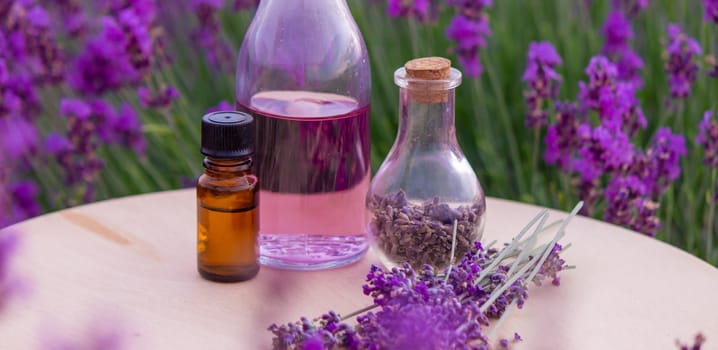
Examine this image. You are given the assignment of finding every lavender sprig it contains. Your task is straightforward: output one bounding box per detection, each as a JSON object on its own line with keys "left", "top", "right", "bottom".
{"left": 663, "top": 24, "right": 701, "bottom": 99}
{"left": 269, "top": 202, "right": 582, "bottom": 349}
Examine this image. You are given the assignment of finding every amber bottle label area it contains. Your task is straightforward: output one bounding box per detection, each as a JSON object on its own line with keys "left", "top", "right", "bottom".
{"left": 197, "top": 177, "right": 259, "bottom": 282}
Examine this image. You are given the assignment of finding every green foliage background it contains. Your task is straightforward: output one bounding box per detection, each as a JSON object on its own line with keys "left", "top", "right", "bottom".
{"left": 30, "top": 1, "right": 718, "bottom": 264}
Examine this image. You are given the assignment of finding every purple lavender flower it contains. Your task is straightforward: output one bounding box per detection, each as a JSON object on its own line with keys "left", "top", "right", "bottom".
{"left": 45, "top": 133, "right": 72, "bottom": 155}
{"left": 615, "top": 49, "right": 645, "bottom": 88}
{"left": 387, "top": 0, "right": 437, "bottom": 22}
{"left": 116, "top": 8, "right": 154, "bottom": 76}
{"left": 707, "top": 55, "right": 718, "bottom": 79}
{"left": 233, "top": 0, "right": 259, "bottom": 11}
{"left": 191, "top": 0, "right": 234, "bottom": 69}
{"left": 578, "top": 56, "right": 618, "bottom": 114}
{"left": 602, "top": 11, "right": 633, "bottom": 55}
{"left": 600, "top": 11, "right": 645, "bottom": 87}
{"left": 51, "top": 98, "right": 107, "bottom": 202}
{"left": 206, "top": 100, "right": 234, "bottom": 114}
{"left": 603, "top": 174, "right": 647, "bottom": 226}
{"left": 574, "top": 124, "right": 634, "bottom": 181}
{"left": 643, "top": 127, "right": 687, "bottom": 196}
{"left": 697, "top": 110, "right": 718, "bottom": 168}
{"left": 704, "top": 0, "right": 718, "bottom": 24}
{"left": 105, "top": 0, "right": 157, "bottom": 27}
{"left": 446, "top": 1, "right": 492, "bottom": 77}
{"left": 112, "top": 103, "right": 146, "bottom": 155}
{"left": 68, "top": 28, "right": 136, "bottom": 95}
{"left": 0, "top": 117, "right": 39, "bottom": 162}
{"left": 2, "top": 74, "right": 42, "bottom": 117}
{"left": 664, "top": 24, "right": 702, "bottom": 99}
{"left": 138, "top": 85, "right": 179, "bottom": 109}
{"left": 610, "top": 82, "right": 646, "bottom": 136}
{"left": 52, "top": 0, "right": 88, "bottom": 38}
{"left": 10, "top": 181, "right": 41, "bottom": 222}
{"left": 631, "top": 198, "right": 660, "bottom": 236}
{"left": 611, "top": 0, "right": 649, "bottom": 18}
{"left": 523, "top": 41, "right": 563, "bottom": 127}
{"left": 270, "top": 239, "right": 569, "bottom": 349}
{"left": 577, "top": 56, "right": 646, "bottom": 135}
{"left": 2, "top": 2, "right": 66, "bottom": 85}
{"left": 544, "top": 102, "right": 581, "bottom": 170}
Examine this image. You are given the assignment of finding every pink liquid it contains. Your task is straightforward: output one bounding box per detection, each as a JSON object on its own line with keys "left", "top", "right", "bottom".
{"left": 238, "top": 91, "right": 370, "bottom": 269}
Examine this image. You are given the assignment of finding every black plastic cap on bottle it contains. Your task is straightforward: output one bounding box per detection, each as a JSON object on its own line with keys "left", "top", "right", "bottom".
{"left": 200, "top": 111, "right": 255, "bottom": 158}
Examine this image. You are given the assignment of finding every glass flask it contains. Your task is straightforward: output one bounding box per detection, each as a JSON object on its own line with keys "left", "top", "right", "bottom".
{"left": 236, "top": 0, "right": 371, "bottom": 270}
{"left": 366, "top": 57, "right": 486, "bottom": 270}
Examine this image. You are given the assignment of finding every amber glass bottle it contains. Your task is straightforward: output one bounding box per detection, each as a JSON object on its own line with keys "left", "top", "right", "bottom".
{"left": 197, "top": 111, "right": 259, "bottom": 282}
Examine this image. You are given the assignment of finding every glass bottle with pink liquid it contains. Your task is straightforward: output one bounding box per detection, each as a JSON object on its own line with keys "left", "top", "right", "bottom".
{"left": 236, "top": 0, "right": 370, "bottom": 269}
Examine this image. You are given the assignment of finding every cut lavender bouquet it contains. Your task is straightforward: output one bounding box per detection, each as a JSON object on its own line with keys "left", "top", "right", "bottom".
{"left": 269, "top": 202, "right": 583, "bottom": 349}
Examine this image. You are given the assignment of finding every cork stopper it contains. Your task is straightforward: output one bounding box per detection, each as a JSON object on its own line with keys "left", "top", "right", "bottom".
{"left": 404, "top": 57, "right": 452, "bottom": 103}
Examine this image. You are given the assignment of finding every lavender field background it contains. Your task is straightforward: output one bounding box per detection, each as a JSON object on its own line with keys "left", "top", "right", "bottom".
{"left": 1, "top": 0, "right": 717, "bottom": 275}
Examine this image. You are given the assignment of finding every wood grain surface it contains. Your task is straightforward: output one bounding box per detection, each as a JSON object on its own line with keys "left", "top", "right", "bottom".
{"left": 1, "top": 189, "right": 716, "bottom": 349}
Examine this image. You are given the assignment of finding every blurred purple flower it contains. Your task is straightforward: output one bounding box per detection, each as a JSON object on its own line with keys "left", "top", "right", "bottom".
{"left": 602, "top": 11, "right": 633, "bottom": 55}
{"left": 11, "top": 181, "right": 41, "bottom": 221}
{"left": 2, "top": 2, "right": 65, "bottom": 84}
{"left": 0, "top": 117, "right": 39, "bottom": 162}
{"left": 600, "top": 10, "right": 645, "bottom": 88}
{"left": 112, "top": 103, "right": 146, "bottom": 155}
{"left": 523, "top": 41, "right": 563, "bottom": 127}
{"left": 615, "top": 49, "right": 644, "bottom": 88}
{"left": 578, "top": 56, "right": 646, "bottom": 136}
{"left": 61, "top": 98, "right": 92, "bottom": 120}
{"left": 575, "top": 124, "right": 634, "bottom": 181}
{"left": 138, "top": 85, "right": 179, "bottom": 109}
{"left": 191, "top": 0, "right": 234, "bottom": 69}
{"left": 53, "top": 0, "right": 88, "bottom": 38}
{"left": 544, "top": 102, "right": 581, "bottom": 170}
{"left": 578, "top": 56, "right": 618, "bottom": 114}
{"left": 45, "top": 132, "right": 73, "bottom": 154}
{"left": 88, "top": 99, "right": 117, "bottom": 143}
{"left": 631, "top": 198, "right": 660, "bottom": 236}
{"left": 42, "top": 315, "right": 126, "bottom": 350}
{"left": 608, "top": 82, "right": 646, "bottom": 136}
{"left": 105, "top": 0, "right": 157, "bottom": 27}
{"left": 68, "top": 29, "right": 136, "bottom": 95}
{"left": 663, "top": 24, "right": 701, "bottom": 99}
{"left": 116, "top": 8, "right": 154, "bottom": 76}
{"left": 233, "top": 0, "right": 259, "bottom": 11}
{"left": 3, "top": 74, "right": 42, "bottom": 117}
{"left": 704, "top": 0, "right": 718, "bottom": 24}
{"left": 53, "top": 98, "right": 107, "bottom": 201}
{"left": 206, "top": 100, "right": 234, "bottom": 113}
{"left": 611, "top": 0, "right": 649, "bottom": 18}
{"left": 697, "top": 110, "right": 718, "bottom": 168}
{"left": 387, "top": 0, "right": 437, "bottom": 22}
{"left": 446, "top": 1, "right": 492, "bottom": 77}
{"left": 643, "top": 127, "right": 686, "bottom": 196}
{"left": 603, "top": 174, "right": 647, "bottom": 227}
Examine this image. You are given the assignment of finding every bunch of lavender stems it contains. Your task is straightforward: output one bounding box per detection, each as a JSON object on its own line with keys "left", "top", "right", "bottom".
{"left": 269, "top": 202, "right": 583, "bottom": 349}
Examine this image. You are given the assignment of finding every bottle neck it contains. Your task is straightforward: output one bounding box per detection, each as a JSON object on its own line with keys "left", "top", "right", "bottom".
{"left": 258, "top": 0, "right": 349, "bottom": 16}
{"left": 203, "top": 156, "right": 252, "bottom": 175}
{"left": 395, "top": 87, "right": 459, "bottom": 147}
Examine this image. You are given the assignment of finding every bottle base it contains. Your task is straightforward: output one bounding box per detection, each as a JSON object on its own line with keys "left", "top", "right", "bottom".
{"left": 198, "top": 264, "right": 260, "bottom": 282}
{"left": 259, "top": 234, "right": 368, "bottom": 270}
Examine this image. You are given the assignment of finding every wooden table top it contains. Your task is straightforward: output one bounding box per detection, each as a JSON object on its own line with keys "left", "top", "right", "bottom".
{"left": 1, "top": 189, "right": 716, "bottom": 349}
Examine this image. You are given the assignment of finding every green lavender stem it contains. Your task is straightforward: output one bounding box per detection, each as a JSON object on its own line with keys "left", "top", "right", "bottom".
{"left": 706, "top": 168, "right": 717, "bottom": 262}
{"left": 531, "top": 126, "right": 540, "bottom": 196}
{"left": 665, "top": 185, "right": 675, "bottom": 246}
{"left": 340, "top": 304, "right": 379, "bottom": 321}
